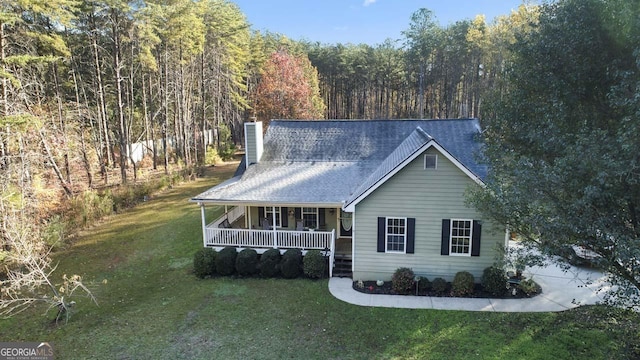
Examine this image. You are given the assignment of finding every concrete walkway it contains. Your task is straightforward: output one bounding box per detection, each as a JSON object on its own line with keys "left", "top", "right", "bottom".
{"left": 328, "top": 263, "right": 609, "bottom": 312}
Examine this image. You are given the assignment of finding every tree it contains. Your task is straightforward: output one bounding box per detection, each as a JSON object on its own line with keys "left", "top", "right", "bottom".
{"left": 254, "top": 49, "right": 324, "bottom": 125}
{"left": 470, "top": 0, "right": 640, "bottom": 309}
{"left": 402, "top": 8, "right": 439, "bottom": 118}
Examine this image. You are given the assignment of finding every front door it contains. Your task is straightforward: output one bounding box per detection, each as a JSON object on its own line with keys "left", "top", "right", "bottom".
{"left": 339, "top": 210, "right": 352, "bottom": 237}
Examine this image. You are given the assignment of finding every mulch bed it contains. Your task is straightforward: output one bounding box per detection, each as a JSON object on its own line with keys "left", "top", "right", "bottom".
{"left": 353, "top": 280, "right": 541, "bottom": 299}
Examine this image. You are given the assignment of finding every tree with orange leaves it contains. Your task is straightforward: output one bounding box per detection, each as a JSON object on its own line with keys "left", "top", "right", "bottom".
{"left": 254, "top": 49, "right": 325, "bottom": 125}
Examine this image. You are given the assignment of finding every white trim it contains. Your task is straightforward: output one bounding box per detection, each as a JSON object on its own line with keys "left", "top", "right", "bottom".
{"left": 449, "top": 218, "right": 473, "bottom": 257}
{"left": 190, "top": 200, "right": 344, "bottom": 208}
{"left": 343, "top": 140, "right": 484, "bottom": 212}
{"left": 424, "top": 154, "right": 438, "bottom": 169}
{"left": 199, "top": 203, "right": 207, "bottom": 247}
{"left": 351, "top": 210, "right": 356, "bottom": 275}
{"left": 385, "top": 216, "right": 407, "bottom": 254}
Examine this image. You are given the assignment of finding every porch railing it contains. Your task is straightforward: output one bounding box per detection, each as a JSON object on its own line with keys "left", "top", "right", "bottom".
{"left": 204, "top": 227, "right": 335, "bottom": 253}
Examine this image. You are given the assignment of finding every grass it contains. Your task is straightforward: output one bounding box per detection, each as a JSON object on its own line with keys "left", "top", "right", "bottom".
{"left": 0, "top": 163, "right": 639, "bottom": 359}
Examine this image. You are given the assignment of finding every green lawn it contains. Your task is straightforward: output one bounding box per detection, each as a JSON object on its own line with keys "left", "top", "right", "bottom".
{"left": 0, "top": 163, "right": 638, "bottom": 359}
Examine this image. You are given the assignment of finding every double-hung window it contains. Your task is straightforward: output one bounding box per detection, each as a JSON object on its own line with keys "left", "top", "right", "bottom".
{"left": 449, "top": 219, "right": 473, "bottom": 256}
{"left": 386, "top": 217, "right": 407, "bottom": 253}
{"left": 302, "top": 207, "right": 318, "bottom": 228}
{"left": 265, "top": 207, "right": 281, "bottom": 227}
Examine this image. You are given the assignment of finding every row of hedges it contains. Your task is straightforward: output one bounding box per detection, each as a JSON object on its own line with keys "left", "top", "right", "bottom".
{"left": 193, "top": 247, "right": 328, "bottom": 279}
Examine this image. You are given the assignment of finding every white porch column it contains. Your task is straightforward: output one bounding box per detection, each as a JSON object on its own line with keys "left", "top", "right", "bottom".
{"left": 329, "top": 229, "right": 335, "bottom": 277}
{"left": 272, "top": 206, "right": 278, "bottom": 248}
{"left": 199, "top": 202, "right": 207, "bottom": 247}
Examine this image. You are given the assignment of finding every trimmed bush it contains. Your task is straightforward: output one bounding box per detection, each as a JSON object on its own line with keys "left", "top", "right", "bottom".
{"left": 392, "top": 267, "right": 415, "bottom": 294}
{"left": 280, "top": 249, "right": 303, "bottom": 279}
{"left": 193, "top": 247, "right": 216, "bottom": 278}
{"left": 432, "top": 277, "right": 448, "bottom": 294}
{"left": 236, "top": 248, "right": 259, "bottom": 276}
{"left": 452, "top": 271, "right": 475, "bottom": 296}
{"left": 482, "top": 266, "right": 507, "bottom": 297}
{"left": 216, "top": 247, "right": 237, "bottom": 276}
{"left": 417, "top": 276, "right": 431, "bottom": 292}
{"left": 303, "top": 250, "right": 327, "bottom": 279}
{"left": 258, "top": 248, "right": 281, "bottom": 277}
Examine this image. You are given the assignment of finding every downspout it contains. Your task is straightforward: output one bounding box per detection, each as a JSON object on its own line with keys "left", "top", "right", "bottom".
{"left": 199, "top": 203, "right": 207, "bottom": 247}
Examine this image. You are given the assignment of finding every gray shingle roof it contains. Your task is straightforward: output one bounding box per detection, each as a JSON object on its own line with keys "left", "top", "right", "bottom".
{"left": 191, "top": 119, "right": 487, "bottom": 205}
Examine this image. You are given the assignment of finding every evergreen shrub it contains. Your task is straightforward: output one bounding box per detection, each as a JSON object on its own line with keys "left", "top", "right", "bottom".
{"left": 452, "top": 271, "right": 475, "bottom": 296}
{"left": 258, "top": 248, "right": 281, "bottom": 277}
{"left": 391, "top": 267, "right": 415, "bottom": 294}
{"left": 482, "top": 266, "right": 507, "bottom": 297}
{"left": 193, "top": 247, "right": 217, "bottom": 278}
{"left": 236, "top": 248, "right": 259, "bottom": 276}
{"left": 303, "top": 250, "right": 327, "bottom": 279}
{"left": 280, "top": 249, "right": 302, "bottom": 279}
{"left": 216, "top": 247, "right": 237, "bottom": 276}
{"left": 432, "top": 277, "right": 448, "bottom": 294}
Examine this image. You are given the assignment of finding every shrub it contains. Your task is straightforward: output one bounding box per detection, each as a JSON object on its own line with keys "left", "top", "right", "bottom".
{"left": 519, "top": 278, "right": 539, "bottom": 296}
{"left": 432, "top": 277, "right": 448, "bottom": 294}
{"left": 417, "top": 276, "right": 431, "bottom": 292}
{"left": 258, "top": 248, "right": 281, "bottom": 277}
{"left": 193, "top": 248, "right": 217, "bottom": 278}
{"left": 452, "top": 271, "right": 475, "bottom": 296}
{"left": 236, "top": 248, "right": 259, "bottom": 276}
{"left": 391, "top": 267, "right": 415, "bottom": 294}
{"left": 216, "top": 247, "right": 237, "bottom": 276}
{"left": 204, "top": 146, "right": 223, "bottom": 165}
{"left": 482, "top": 266, "right": 507, "bottom": 297}
{"left": 280, "top": 249, "right": 302, "bottom": 279}
{"left": 303, "top": 250, "right": 327, "bottom": 279}
{"left": 42, "top": 215, "right": 68, "bottom": 250}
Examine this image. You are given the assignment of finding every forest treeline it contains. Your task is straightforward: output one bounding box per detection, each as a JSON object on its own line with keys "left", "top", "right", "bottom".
{"left": 0, "top": 0, "right": 540, "bottom": 247}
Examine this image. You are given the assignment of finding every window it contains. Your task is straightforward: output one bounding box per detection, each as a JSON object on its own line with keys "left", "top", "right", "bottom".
{"left": 424, "top": 154, "right": 438, "bottom": 169}
{"left": 450, "top": 219, "right": 473, "bottom": 256}
{"left": 386, "top": 217, "right": 407, "bottom": 253}
{"left": 302, "top": 207, "right": 318, "bottom": 228}
{"left": 265, "top": 207, "right": 281, "bottom": 227}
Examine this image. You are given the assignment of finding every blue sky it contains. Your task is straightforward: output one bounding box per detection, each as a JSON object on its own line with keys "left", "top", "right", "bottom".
{"left": 232, "top": 0, "right": 532, "bottom": 45}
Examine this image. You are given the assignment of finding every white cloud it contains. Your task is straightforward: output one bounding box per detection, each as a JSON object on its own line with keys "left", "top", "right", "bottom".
{"left": 363, "top": 0, "right": 376, "bottom": 7}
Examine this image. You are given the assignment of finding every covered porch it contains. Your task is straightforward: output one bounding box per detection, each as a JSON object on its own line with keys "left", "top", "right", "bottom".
{"left": 197, "top": 204, "right": 353, "bottom": 277}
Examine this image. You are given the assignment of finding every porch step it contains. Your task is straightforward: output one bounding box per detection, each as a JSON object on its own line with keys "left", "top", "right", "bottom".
{"left": 332, "top": 254, "right": 352, "bottom": 278}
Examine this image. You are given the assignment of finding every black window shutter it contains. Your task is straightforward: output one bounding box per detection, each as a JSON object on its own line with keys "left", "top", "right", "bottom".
{"left": 377, "top": 217, "right": 386, "bottom": 252}
{"left": 318, "top": 208, "right": 325, "bottom": 227}
{"left": 406, "top": 218, "right": 415, "bottom": 254}
{"left": 294, "top": 208, "right": 301, "bottom": 220}
{"left": 258, "top": 207, "right": 265, "bottom": 226}
{"left": 441, "top": 219, "right": 451, "bottom": 255}
{"left": 471, "top": 220, "right": 482, "bottom": 256}
{"left": 281, "top": 207, "right": 288, "bottom": 227}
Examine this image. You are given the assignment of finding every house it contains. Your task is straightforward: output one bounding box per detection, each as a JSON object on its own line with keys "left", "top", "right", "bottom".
{"left": 190, "top": 119, "right": 508, "bottom": 281}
